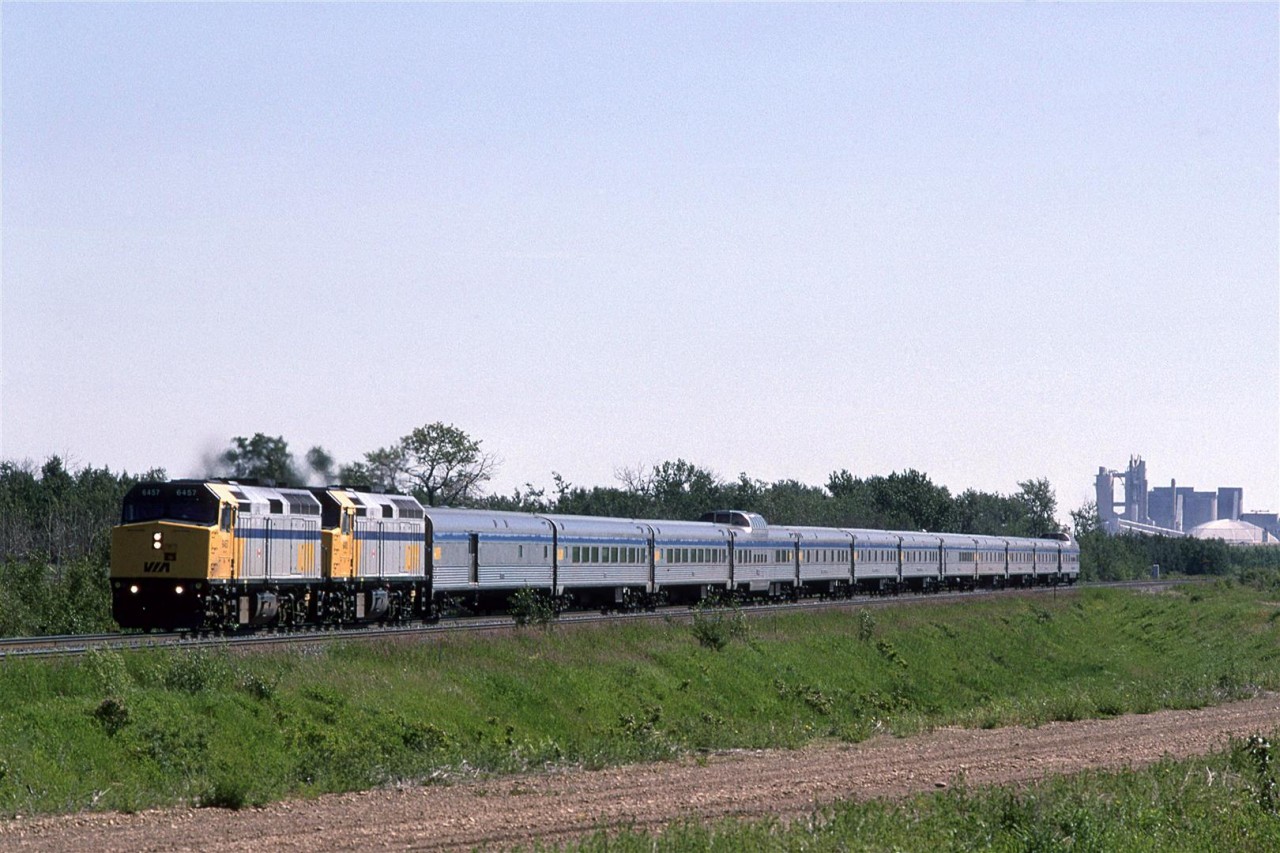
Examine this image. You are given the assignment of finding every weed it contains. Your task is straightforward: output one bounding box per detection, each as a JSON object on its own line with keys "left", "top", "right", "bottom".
{"left": 162, "top": 650, "right": 227, "bottom": 694}
{"left": 84, "top": 649, "right": 129, "bottom": 695}
{"left": 855, "top": 689, "right": 913, "bottom": 716}
{"left": 509, "top": 588, "right": 558, "bottom": 628}
{"left": 690, "top": 602, "right": 748, "bottom": 651}
{"left": 774, "top": 679, "right": 834, "bottom": 716}
{"left": 617, "top": 704, "right": 664, "bottom": 742}
{"left": 91, "top": 696, "right": 130, "bottom": 736}
{"left": 400, "top": 720, "right": 449, "bottom": 753}
{"left": 126, "top": 716, "right": 209, "bottom": 775}
{"left": 236, "top": 669, "right": 277, "bottom": 701}
{"left": 856, "top": 610, "right": 876, "bottom": 641}
{"left": 199, "top": 777, "right": 250, "bottom": 810}
{"left": 875, "top": 639, "right": 908, "bottom": 668}
{"left": 1233, "top": 734, "right": 1278, "bottom": 815}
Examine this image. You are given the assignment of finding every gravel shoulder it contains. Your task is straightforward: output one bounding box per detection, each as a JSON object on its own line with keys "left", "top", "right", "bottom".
{"left": 5, "top": 694, "right": 1280, "bottom": 851}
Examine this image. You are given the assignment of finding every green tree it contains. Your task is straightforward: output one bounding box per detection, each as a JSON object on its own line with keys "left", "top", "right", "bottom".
{"left": 826, "top": 469, "right": 858, "bottom": 499}
{"left": 649, "top": 459, "right": 723, "bottom": 519}
{"left": 553, "top": 483, "right": 651, "bottom": 518}
{"left": 824, "top": 470, "right": 878, "bottom": 528}
{"left": 953, "top": 488, "right": 1031, "bottom": 536}
{"left": 482, "top": 483, "right": 551, "bottom": 513}
{"left": 215, "top": 434, "right": 300, "bottom": 484}
{"left": 1070, "top": 500, "right": 1101, "bottom": 540}
{"left": 1014, "top": 477, "right": 1060, "bottom": 537}
{"left": 0, "top": 457, "right": 162, "bottom": 565}
{"left": 868, "top": 469, "right": 953, "bottom": 531}
{"left": 336, "top": 445, "right": 408, "bottom": 492}
{"left": 754, "top": 479, "right": 835, "bottom": 526}
{"left": 361, "top": 422, "right": 495, "bottom": 505}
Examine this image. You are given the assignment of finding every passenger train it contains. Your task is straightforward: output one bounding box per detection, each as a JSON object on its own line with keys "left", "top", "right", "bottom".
{"left": 110, "top": 480, "right": 1080, "bottom": 631}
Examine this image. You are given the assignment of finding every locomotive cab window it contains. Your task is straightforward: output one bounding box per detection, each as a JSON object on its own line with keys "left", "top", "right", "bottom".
{"left": 121, "top": 483, "right": 219, "bottom": 525}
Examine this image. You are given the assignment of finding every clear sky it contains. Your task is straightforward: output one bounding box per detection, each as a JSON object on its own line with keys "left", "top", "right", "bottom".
{"left": 2, "top": 3, "right": 1277, "bottom": 519}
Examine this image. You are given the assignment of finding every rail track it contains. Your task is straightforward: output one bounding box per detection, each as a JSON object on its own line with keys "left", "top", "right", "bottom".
{"left": 0, "top": 579, "right": 1188, "bottom": 660}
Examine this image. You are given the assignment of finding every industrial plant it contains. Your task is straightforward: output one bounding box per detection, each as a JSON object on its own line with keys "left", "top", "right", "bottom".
{"left": 1095, "top": 456, "right": 1279, "bottom": 545}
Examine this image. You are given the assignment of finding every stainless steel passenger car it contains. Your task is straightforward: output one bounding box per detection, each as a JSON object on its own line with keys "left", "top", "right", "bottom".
{"left": 1060, "top": 539, "right": 1081, "bottom": 584}
{"left": 1005, "top": 537, "right": 1038, "bottom": 585}
{"left": 899, "top": 532, "right": 943, "bottom": 590}
{"left": 426, "top": 507, "right": 556, "bottom": 603}
{"left": 724, "top": 512, "right": 799, "bottom": 598}
{"left": 646, "top": 518, "right": 732, "bottom": 603}
{"left": 938, "top": 533, "right": 979, "bottom": 589}
{"left": 973, "top": 534, "right": 1011, "bottom": 586}
{"left": 548, "top": 514, "right": 652, "bottom": 605}
{"left": 787, "top": 526, "right": 855, "bottom": 596}
{"left": 1032, "top": 537, "right": 1078, "bottom": 584}
{"left": 1034, "top": 539, "right": 1060, "bottom": 583}
{"left": 849, "top": 529, "right": 902, "bottom": 591}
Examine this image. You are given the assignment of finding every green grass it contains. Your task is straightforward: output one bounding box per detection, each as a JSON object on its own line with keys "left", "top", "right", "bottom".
{"left": 553, "top": 737, "right": 1280, "bottom": 851}
{"left": 0, "top": 581, "right": 1278, "bottom": 817}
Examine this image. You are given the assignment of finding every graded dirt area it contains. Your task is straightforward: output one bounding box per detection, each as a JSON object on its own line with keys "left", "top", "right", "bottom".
{"left": 5, "top": 695, "right": 1280, "bottom": 852}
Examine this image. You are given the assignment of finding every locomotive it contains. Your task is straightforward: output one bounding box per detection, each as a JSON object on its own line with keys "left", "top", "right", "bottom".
{"left": 109, "top": 479, "right": 1080, "bottom": 631}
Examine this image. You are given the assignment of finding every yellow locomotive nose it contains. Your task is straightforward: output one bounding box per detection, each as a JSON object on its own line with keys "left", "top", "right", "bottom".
{"left": 111, "top": 519, "right": 213, "bottom": 630}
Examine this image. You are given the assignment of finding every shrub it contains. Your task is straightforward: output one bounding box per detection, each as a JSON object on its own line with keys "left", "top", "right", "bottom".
{"left": 162, "top": 650, "right": 228, "bottom": 694}
{"left": 91, "top": 696, "right": 130, "bottom": 736}
{"left": 236, "top": 669, "right": 277, "bottom": 701}
{"left": 509, "top": 588, "right": 558, "bottom": 628}
{"left": 689, "top": 602, "right": 749, "bottom": 651}
{"left": 856, "top": 610, "right": 876, "bottom": 641}
{"left": 1233, "top": 734, "right": 1279, "bottom": 815}
{"left": 199, "top": 776, "right": 250, "bottom": 810}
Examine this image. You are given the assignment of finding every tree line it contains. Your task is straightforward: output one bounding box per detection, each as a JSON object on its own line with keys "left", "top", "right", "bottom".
{"left": 1, "top": 421, "right": 1277, "bottom": 635}
{"left": 207, "top": 425, "right": 1063, "bottom": 536}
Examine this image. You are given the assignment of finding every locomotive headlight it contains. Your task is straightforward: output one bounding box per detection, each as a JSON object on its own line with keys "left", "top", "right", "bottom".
{"left": 129, "top": 585, "right": 139, "bottom": 594}
{"left": 153, "top": 541, "right": 163, "bottom": 550}
{"left": 175, "top": 585, "right": 184, "bottom": 595}
{"left": 153, "top": 532, "right": 163, "bottom": 542}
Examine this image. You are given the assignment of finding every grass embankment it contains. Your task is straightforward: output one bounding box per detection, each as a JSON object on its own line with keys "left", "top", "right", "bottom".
{"left": 558, "top": 739, "right": 1280, "bottom": 851}
{"left": 1, "top": 583, "right": 1278, "bottom": 817}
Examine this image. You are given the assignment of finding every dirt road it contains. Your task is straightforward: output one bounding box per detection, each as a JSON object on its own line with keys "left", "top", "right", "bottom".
{"left": 5, "top": 695, "right": 1279, "bottom": 851}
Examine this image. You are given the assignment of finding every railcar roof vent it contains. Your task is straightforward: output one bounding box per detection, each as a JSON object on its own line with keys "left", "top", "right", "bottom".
{"left": 390, "top": 497, "right": 423, "bottom": 519}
